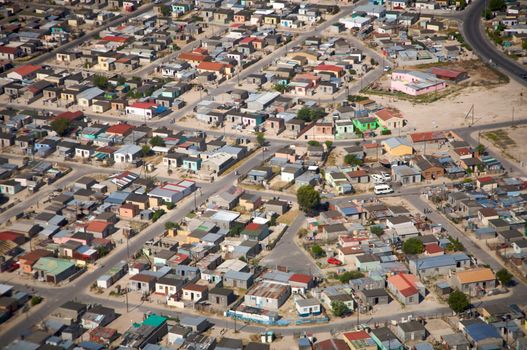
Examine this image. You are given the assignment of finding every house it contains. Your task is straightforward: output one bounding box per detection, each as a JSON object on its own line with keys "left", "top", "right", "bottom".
{"left": 264, "top": 199, "right": 289, "bottom": 215}
{"left": 512, "top": 239, "right": 527, "bottom": 255}
{"left": 182, "top": 283, "right": 208, "bottom": 302}
{"left": 289, "top": 273, "right": 315, "bottom": 294}
{"left": 370, "top": 327, "right": 404, "bottom": 350}
{"left": 113, "top": 144, "right": 142, "bottom": 164}
{"left": 382, "top": 137, "right": 414, "bottom": 156}
{"left": 128, "top": 273, "right": 156, "bottom": 293}
{"left": 391, "top": 70, "right": 446, "bottom": 96}
{"left": 155, "top": 275, "right": 186, "bottom": 296}
{"left": 241, "top": 223, "right": 269, "bottom": 241}
{"left": 244, "top": 281, "right": 290, "bottom": 311}
{"left": 342, "top": 330, "right": 376, "bottom": 350}
{"left": 409, "top": 253, "right": 471, "bottom": 277}
{"left": 223, "top": 270, "right": 254, "bottom": 289}
{"left": 462, "top": 322, "right": 502, "bottom": 350}
{"left": 387, "top": 273, "right": 424, "bottom": 305}
{"left": 33, "top": 257, "right": 77, "bottom": 284}
{"left": 451, "top": 268, "right": 496, "bottom": 296}
{"left": 81, "top": 306, "right": 117, "bottom": 329}
{"left": 374, "top": 108, "right": 406, "bottom": 130}
{"left": 51, "top": 301, "right": 87, "bottom": 325}
{"left": 208, "top": 287, "right": 236, "bottom": 308}
{"left": 7, "top": 64, "right": 42, "bottom": 80}
{"left": 126, "top": 101, "right": 165, "bottom": 119}
{"left": 209, "top": 186, "right": 244, "bottom": 210}
{"left": 395, "top": 321, "right": 427, "bottom": 342}
{"left": 19, "top": 249, "right": 54, "bottom": 274}
{"left": 90, "top": 327, "right": 119, "bottom": 345}
{"left": 411, "top": 155, "right": 444, "bottom": 180}
{"left": 356, "top": 288, "right": 390, "bottom": 308}
{"left": 295, "top": 298, "right": 321, "bottom": 317}
{"left": 392, "top": 165, "right": 422, "bottom": 184}
{"left": 247, "top": 166, "right": 272, "bottom": 184}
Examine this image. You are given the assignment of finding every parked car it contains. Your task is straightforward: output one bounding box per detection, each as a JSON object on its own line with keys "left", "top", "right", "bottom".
{"left": 327, "top": 257, "right": 343, "bottom": 266}
{"left": 374, "top": 184, "right": 394, "bottom": 195}
{"left": 371, "top": 173, "right": 391, "bottom": 184}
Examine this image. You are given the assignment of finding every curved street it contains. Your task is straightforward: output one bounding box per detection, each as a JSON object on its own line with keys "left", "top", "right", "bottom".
{"left": 461, "top": 0, "right": 527, "bottom": 85}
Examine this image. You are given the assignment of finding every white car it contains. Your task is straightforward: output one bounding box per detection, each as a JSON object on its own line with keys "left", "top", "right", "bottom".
{"left": 374, "top": 184, "right": 394, "bottom": 195}
{"left": 371, "top": 173, "right": 391, "bottom": 183}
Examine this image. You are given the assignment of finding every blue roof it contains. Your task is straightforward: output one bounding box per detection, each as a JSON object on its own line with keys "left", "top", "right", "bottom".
{"left": 414, "top": 253, "right": 470, "bottom": 270}
{"left": 466, "top": 323, "right": 501, "bottom": 342}
{"left": 105, "top": 191, "right": 130, "bottom": 204}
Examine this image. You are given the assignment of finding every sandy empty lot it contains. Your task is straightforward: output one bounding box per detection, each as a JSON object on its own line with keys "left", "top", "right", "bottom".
{"left": 374, "top": 79, "right": 526, "bottom": 133}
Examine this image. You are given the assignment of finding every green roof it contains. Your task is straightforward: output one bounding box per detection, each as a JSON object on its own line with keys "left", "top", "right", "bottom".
{"left": 142, "top": 314, "right": 167, "bottom": 328}
{"left": 33, "top": 257, "right": 75, "bottom": 275}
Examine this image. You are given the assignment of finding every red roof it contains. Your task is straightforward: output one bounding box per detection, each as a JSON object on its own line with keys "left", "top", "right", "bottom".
{"left": 240, "top": 37, "right": 258, "bottom": 44}
{"left": 12, "top": 64, "right": 42, "bottom": 77}
{"left": 179, "top": 52, "right": 208, "bottom": 62}
{"left": 409, "top": 131, "right": 446, "bottom": 143}
{"left": 245, "top": 222, "right": 262, "bottom": 231}
{"left": 314, "top": 64, "right": 344, "bottom": 73}
{"left": 289, "top": 273, "right": 312, "bottom": 284}
{"left": 85, "top": 220, "right": 110, "bottom": 233}
{"left": 197, "top": 61, "right": 228, "bottom": 72}
{"left": 431, "top": 67, "right": 465, "bottom": 79}
{"left": 106, "top": 123, "right": 135, "bottom": 135}
{"left": 130, "top": 101, "right": 157, "bottom": 109}
{"left": 425, "top": 244, "right": 443, "bottom": 254}
{"left": 0, "top": 46, "right": 19, "bottom": 54}
{"left": 388, "top": 273, "right": 418, "bottom": 297}
{"left": 343, "top": 330, "right": 370, "bottom": 341}
{"left": 0, "top": 231, "right": 24, "bottom": 242}
{"left": 52, "top": 111, "right": 84, "bottom": 122}
{"left": 375, "top": 108, "right": 403, "bottom": 121}
{"left": 101, "top": 35, "right": 129, "bottom": 43}
{"left": 477, "top": 176, "right": 494, "bottom": 183}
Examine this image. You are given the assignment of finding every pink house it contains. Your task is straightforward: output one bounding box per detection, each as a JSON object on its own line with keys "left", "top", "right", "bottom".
{"left": 390, "top": 70, "right": 446, "bottom": 96}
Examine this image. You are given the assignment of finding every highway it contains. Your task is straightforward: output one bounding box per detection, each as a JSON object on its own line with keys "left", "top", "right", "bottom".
{"left": 460, "top": 0, "right": 527, "bottom": 85}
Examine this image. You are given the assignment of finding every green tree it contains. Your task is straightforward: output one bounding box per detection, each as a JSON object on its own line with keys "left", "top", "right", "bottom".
{"left": 93, "top": 75, "right": 109, "bottom": 89}
{"left": 331, "top": 300, "right": 350, "bottom": 317}
{"left": 337, "top": 271, "right": 364, "bottom": 283}
{"left": 273, "top": 83, "right": 289, "bottom": 93}
{"left": 152, "top": 209, "right": 166, "bottom": 222}
{"left": 31, "top": 296, "right": 43, "bottom": 306}
{"left": 160, "top": 4, "right": 171, "bottom": 16}
{"left": 50, "top": 118, "right": 71, "bottom": 136}
{"left": 344, "top": 154, "right": 363, "bottom": 166}
{"left": 141, "top": 144, "right": 151, "bottom": 157}
{"left": 297, "top": 185, "right": 321, "bottom": 212}
{"left": 256, "top": 132, "right": 265, "bottom": 147}
{"left": 402, "top": 238, "right": 424, "bottom": 255}
{"left": 297, "top": 107, "right": 325, "bottom": 122}
{"left": 228, "top": 222, "right": 244, "bottom": 237}
{"left": 475, "top": 144, "right": 486, "bottom": 154}
{"left": 117, "top": 76, "right": 126, "bottom": 85}
{"left": 325, "top": 140, "right": 333, "bottom": 150}
{"left": 446, "top": 236, "right": 465, "bottom": 252}
{"left": 311, "top": 244, "right": 326, "bottom": 258}
{"left": 448, "top": 290, "right": 470, "bottom": 313}
{"left": 370, "top": 225, "right": 384, "bottom": 237}
{"left": 164, "top": 221, "right": 180, "bottom": 231}
{"left": 523, "top": 40, "right": 527, "bottom": 51}
{"left": 307, "top": 140, "right": 321, "bottom": 147}
{"left": 488, "top": 0, "right": 505, "bottom": 11}
{"left": 149, "top": 136, "right": 166, "bottom": 147}
{"left": 496, "top": 268, "right": 513, "bottom": 286}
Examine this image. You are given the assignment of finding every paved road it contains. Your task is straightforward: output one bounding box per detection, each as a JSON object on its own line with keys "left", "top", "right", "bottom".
{"left": 259, "top": 213, "right": 324, "bottom": 277}
{"left": 461, "top": 0, "right": 527, "bottom": 85}
{"left": 17, "top": 1, "right": 170, "bottom": 67}
{"left": 0, "top": 143, "right": 283, "bottom": 344}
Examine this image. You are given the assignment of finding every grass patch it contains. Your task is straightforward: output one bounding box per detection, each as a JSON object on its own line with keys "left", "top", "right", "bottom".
{"left": 364, "top": 86, "right": 463, "bottom": 104}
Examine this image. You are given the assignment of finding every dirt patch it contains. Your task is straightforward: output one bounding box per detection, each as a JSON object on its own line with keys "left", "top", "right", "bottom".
{"left": 481, "top": 126, "right": 527, "bottom": 164}
{"left": 277, "top": 209, "right": 300, "bottom": 225}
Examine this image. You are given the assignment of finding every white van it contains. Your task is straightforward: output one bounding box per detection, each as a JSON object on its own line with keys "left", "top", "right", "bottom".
{"left": 374, "top": 184, "right": 394, "bottom": 195}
